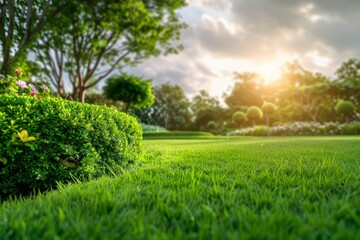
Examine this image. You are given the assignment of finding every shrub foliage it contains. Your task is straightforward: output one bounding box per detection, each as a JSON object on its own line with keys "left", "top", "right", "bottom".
{"left": 0, "top": 95, "right": 142, "bottom": 199}
{"left": 104, "top": 74, "right": 154, "bottom": 113}
{"left": 232, "top": 111, "right": 247, "bottom": 128}
{"left": 335, "top": 101, "right": 356, "bottom": 122}
{"left": 246, "top": 106, "right": 263, "bottom": 124}
{"left": 229, "top": 121, "right": 360, "bottom": 136}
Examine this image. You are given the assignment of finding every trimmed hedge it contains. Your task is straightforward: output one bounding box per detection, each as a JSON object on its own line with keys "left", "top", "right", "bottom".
{"left": 0, "top": 95, "right": 142, "bottom": 199}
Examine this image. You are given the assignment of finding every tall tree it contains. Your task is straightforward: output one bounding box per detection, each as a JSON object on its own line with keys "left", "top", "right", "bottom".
{"left": 0, "top": 0, "right": 71, "bottom": 75}
{"left": 224, "top": 72, "right": 263, "bottom": 108}
{"left": 334, "top": 58, "right": 360, "bottom": 104}
{"left": 191, "top": 90, "right": 223, "bottom": 131}
{"left": 33, "top": 0, "right": 186, "bottom": 102}
{"left": 136, "top": 83, "right": 192, "bottom": 130}
{"left": 288, "top": 82, "right": 331, "bottom": 122}
{"left": 279, "top": 61, "right": 315, "bottom": 86}
{"left": 277, "top": 62, "right": 335, "bottom": 122}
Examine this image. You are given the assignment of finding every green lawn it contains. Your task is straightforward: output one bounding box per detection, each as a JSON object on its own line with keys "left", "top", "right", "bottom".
{"left": 1, "top": 136, "right": 360, "bottom": 239}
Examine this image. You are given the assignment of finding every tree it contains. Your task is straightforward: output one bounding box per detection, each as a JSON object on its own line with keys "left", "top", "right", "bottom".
{"left": 191, "top": 90, "right": 223, "bottom": 131}
{"left": 279, "top": 61, "right": 315, "bottom": 87}
{"left": 33, "top": 0, "right": 187, "bottom": 102}
{"left": 0, "top": 0, "right": 72, "bottom": 75}
{"left": 232, "top": 111, "right": 247, "bottom": 128}
{"left": 336, "top": 58, "right": 360, "bottom": 83}
{"left": 86, "top": 92, "right": 124, "bottom": 110}
{"left": 224, "top": 72, "right": 263, "bottom": 108}
{"left": 261, "top": 102, "right": 277, "bottom": 127}
{"left": 290, "top": 82, "right": 332, "bottom": 122}
{"left": 334, "top": 58, "right": 360, "bottom": 104}
{"left": 103, "top": 74, "right": 154, "bottom": 113}
{"left": 335, "top": 101, "right": 356, "bottom": 123}
{"left": 206, "top": 121, "right": 217, "bottom": 131}
{"left": 246, "top": 106, "right": 263, "bottom": 126}
{"left": 135, "top": 83, "right": 192, "bottom": 130}
{"left": 277, "top": 62, "right": 335, "bottom": 122}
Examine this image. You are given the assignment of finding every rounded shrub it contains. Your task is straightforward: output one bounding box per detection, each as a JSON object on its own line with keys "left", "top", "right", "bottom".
{"left": 207, "top": 121, "right": 217, "bottom": 130}
{"left": 104, "top": 74, "right": 154, "bottom": 113}
{"left": 0, "top": 95, "right": 142, "bottom": 199}
{"left": 335, "top": 101, "right": 356, "bottom": 122}
{"left": 262, "top": 102, "right": 277, "bottom": 127}
{"left": 261, "top": 102, "right": 277, "bottom": 115}
{"left": 232, "top": 111, "right": 247, "bottom": 128}
{"left": 246, "top": 106, "right": 263, "bottom": 125}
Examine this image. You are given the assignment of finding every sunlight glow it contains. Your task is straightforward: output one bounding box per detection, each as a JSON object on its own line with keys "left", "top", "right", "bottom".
{"left": 258, "top": 65, "right": 282, "bottom": 84}
{"left": 203, "top": 52, "right": 299, "bottom": 96}
{"left": 254, "top": 53, "right": 300, "bottom": 84}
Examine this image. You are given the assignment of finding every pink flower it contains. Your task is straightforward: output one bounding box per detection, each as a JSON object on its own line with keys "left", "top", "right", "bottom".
{"left": 16, "top": 80, "right": 28, "bottom": 88}
{"left": 41, "top": 84, "right": 48, "bottom": 90}
{"left": 15, "top": 69, "right": 21, "bottom": 75}
{"left": 30, "top": 92, "right": 35, "bottom": 97}
{"left": 29, "top": 84, "right": 38, "bottom": 94}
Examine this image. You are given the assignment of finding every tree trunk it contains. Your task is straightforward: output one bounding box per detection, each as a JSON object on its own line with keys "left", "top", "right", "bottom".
{"left": 0, "top": 58, "right": 11, "bottom": 75}
{"left": 266, "top": 114, "right": 270, "bottom": 127}
{"left": 310, "top": 114, "right": 317, "bottom": 123}
{"left": 1, "top": 32, "right": 12, "bottom": 75}
{"left": 58, "top": 87, "right": 64, "bottom": 97}
{"left": 80, "top": 88, "right": 86, "bottom": 103}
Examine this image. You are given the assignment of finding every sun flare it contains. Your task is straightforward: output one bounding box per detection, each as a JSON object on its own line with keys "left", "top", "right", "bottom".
{"left": 258, "top": 65, "right": 282, "bottom": 84}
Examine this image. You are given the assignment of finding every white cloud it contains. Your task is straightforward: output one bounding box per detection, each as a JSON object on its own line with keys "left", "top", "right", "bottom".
{"left": 126, "top": 0, "right": 360, "bottom": 99}
{"left": 306, "top": 51, "right": 331, "bottom": 68}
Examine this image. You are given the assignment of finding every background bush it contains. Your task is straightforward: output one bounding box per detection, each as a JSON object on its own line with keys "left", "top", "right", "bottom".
{"left": 229, "top": 121, "right": 360, "bottom": 136}
{"left": 0, "top": 95, "right": 142, "bottom": 199}
{"left": 206, "top": 121, "right": 217, "bottom": 130}
{"left": 141, "top": 123, "right": 168, "bottom": 133}
{"left": 246, "top": 106, "right": 263, "bottom": 125}
{"left": 232, "top": 111, "right": 247, "bottom": 128}
{"left": 335, "top": 101, "right": 356, "bottom": 122}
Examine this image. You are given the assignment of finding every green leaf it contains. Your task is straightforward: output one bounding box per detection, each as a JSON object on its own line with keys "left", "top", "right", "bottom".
{"left": 0, "top": 157, "right": 8, "bottom": 165}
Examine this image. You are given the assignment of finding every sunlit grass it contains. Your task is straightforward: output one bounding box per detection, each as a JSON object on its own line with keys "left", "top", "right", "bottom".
{"left": 1, "top": 136, "right": 360, "bottom": 239}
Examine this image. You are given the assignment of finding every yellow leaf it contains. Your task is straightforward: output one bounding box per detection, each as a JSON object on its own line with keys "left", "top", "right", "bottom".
{"left": 17, "top": 130, "right": 36, "bottom": 143}
{"left": 17, "top": 130, "right": 29, "bottom": 142}
{"left": 23, "top": 136, "right": 36, "bottom": 143}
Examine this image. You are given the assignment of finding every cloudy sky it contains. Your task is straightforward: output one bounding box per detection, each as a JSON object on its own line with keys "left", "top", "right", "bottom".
{"left": 127, "top": 0, "right": 360, "bottom": 98}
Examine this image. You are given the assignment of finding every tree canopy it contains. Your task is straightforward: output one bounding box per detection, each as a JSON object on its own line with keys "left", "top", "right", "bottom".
{"left": 33, "top": 0, "right": 187, "bottom": 102}
{"left": 224, "top": 72, "right": 263, "bottom": 108}
{"left": 103, "top": 74, "right": 154, "bottom": 113}
{"left": 136, "top": 83, "right": 192, "bottom": 130}
{"left": 0, "top": 0, "right": 72, "bottom": 75}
